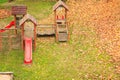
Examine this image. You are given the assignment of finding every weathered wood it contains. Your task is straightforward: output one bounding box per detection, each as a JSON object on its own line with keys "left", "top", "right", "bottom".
{"left": 37, "top": 24, "right": 55, "bottom": 36}
{"left": 0, "top": 32, "right": 2, "bottom": 51}
{"left": 53, "top": 0, "right": 69, "bottom": 42}
{"left": 37, "top": 31, "right": 55, "bottom": 35}
{"left": 20, "top": 14, "right": 37, "bottom": 51}
{"left": 58, "top": 32, "right": 68, "bottom": 41}
{"left": 14, "top": 15, "right": 17, "bottom": 35}
{"left": 53, "top": 0, "right": 69, "bottom": 11}
{"left": 19, "top": 14, "right": 37, "bottom": 26}
{"left": 12, "top": 6, "right": 27, "bottom": 15}
{"left": 34, "top": 24, "right": 36, "bottom": 51}
{"left": 21, "top": 24, "right": 24, "bottom": 50}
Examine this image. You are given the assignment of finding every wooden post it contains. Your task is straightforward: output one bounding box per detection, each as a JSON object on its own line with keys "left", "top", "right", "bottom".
{"left": 54, "top": 10, "right": 58, "bottom": 41}
{"left": 21, "top": 24, "right": 24, "bottom": 50}
{"left": 14, "top": 15, "right": 17, "bottom": 35}
{"left": 0, "top": 32, "right": 2, "bottom": 51}
{"left": 54, "top": 10, "right": 56, "bottom": 25}
{"left": 65, "top": 9, "right": 69, "bottom": 41}
{"left": 65, "top": 9, "right": 67, "bottom": 23}
{"left": 34, "top": 24, "right": 36, "bottom": 51}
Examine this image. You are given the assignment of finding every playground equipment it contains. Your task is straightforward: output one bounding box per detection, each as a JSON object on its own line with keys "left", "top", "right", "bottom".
{"left": 19, "top": 14, "right": 37, "bottom": 64}
{"left": 0, "top": 0, "right": 69, "bottom": 64}
{"left": 37, "top": 24, "right": 55, "bottom": 36}
{"left": 19, "top": 14, "right": 37, "bottom": 51}
{"left": 0, "top": 21, "right": 20, "bottom": 51}
{"left": 53, "top": 0, "right": 69, "bottom": 41}
{"left": 0, "top": 6, "right": 27, "bottom": 51}
{"left": 24, "top": 37, "right": 32, "bottom": 64}
{"left": 37, "top": 0, "right": 69, "bottom": 42}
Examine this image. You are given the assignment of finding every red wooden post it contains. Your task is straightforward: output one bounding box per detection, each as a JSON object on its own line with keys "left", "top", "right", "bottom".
{"left": 21, "top": 24, "right": 25, "bottom": 50}
{"left": 34, "top": 24, "right": 36, "bottom": 51}
{"left": 14, "top": 15, "right": 17, "bottom": 35}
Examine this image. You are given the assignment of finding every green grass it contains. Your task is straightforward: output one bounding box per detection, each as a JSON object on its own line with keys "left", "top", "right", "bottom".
{"left": 0, "top": 0, "right": 55, "bottom": 27}
{"left": 0, "top": 1, "right": 120, "bottom": 80}
{"left": 0, "top": 0, "right": 7, "bottom": 4}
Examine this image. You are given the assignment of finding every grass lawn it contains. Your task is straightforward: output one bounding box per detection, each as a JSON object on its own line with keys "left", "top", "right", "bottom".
{"left": 0, "top": 1, "right": 120, "bottom": 80}
{"left": 0, "top": 0, "right": 7, "bottom": 4}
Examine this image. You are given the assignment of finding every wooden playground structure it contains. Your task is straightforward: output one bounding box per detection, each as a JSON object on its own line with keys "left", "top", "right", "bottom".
{"left": 0, "top": 0, "right": 69, "bottom": 64}
{"left": 0, "top": 6, "right": 27, "bottom": 51}
{"left": 37, "top": 0, "right": 69, "bottom": 42}
{"left": 0, "top": 0, "right": 69, "bottom": 50}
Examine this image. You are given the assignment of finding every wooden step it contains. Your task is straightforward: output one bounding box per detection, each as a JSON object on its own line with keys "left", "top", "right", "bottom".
{"left": 58, "top": 32, "right": 68, "bottom": 42}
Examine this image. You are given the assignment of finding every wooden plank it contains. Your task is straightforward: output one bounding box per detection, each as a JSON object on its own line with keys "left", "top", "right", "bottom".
{"left": 0, "top": 28, "right": 17, "bottom": 30}
{"left": 37, "top": 31, "right": 55, "bottom": 35}
{"left": 0, "top": 72, "right": 13, "bottom": 74}
{"left": 19, "top": 14, "right": 37, "bottom": 26}
{"left": 58, "top": 32, "right": 68, "bottom": 41}
{"left": 37, "top": 24, "right": 55, "bottom": 28}
{"left": 34, "top": 24, "right": 36, "bottom": 51}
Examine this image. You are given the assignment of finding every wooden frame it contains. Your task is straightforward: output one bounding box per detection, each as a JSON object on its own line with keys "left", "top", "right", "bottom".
{"left": 53, "top": 0, "right": 69, "bottom": 41}
{"left": 19, "top": 14, "right": 37, "bottom": 51}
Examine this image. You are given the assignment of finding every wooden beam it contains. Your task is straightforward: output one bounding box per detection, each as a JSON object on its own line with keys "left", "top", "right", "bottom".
{"left": 34, "top": 24, "right": 36, "bottom": 51}
{"left": 65, "top": 9, "right": 67, "bottom": 23}
{"left": 0, "top": 32, "right": 2, "bottom": 51}
{"left": 21, "top": 24, "right": 24, "bottom": 50}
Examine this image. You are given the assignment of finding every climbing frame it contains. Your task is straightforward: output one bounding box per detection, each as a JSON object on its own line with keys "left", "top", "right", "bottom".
{"left": 19, "top": 14, "right": 37, "bottom": 51}
{"left": 53, "top": 0, "right": 69, "bottom": 42}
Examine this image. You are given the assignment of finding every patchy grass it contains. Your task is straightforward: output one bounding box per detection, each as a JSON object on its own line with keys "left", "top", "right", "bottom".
{"left": 0, "top": 1, "right": 120, "bottom": 80}
{"left": 0, "top": 25, "right": 120, "bottom": 79}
